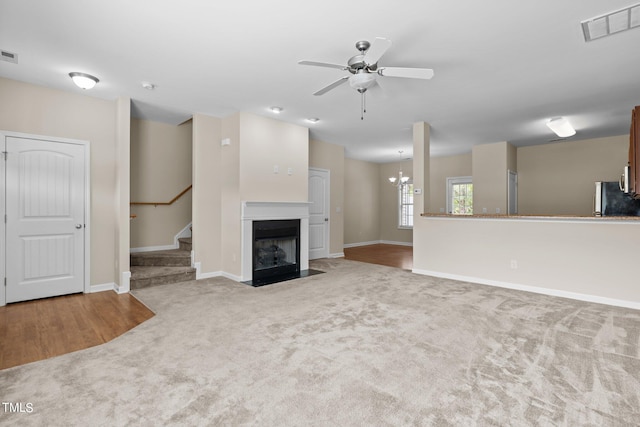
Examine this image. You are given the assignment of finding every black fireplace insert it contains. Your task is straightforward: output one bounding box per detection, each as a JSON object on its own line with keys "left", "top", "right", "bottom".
{"left": 251, "top": 219, "right": 300, "bottom": 285}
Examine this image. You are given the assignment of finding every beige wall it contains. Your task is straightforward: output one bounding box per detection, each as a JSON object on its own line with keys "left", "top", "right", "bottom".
{"left": 309, "top": 139, "right": 345, "bottom": 255}
{"left": 192, "top": 114, "right": 223, "bottom": 275}
{"left": 0, "top": 77, "right": 118, "bottom": 287}
{"left": 473, "top": 141, "right": 511, "bottom": 214}
{"left": 191, "top": 112, "right": 310, "bottom": 278}
{"left": 429, "top": 152, "right": 472, "bottom": 213}
{"left": 239, "top": 112, "right": 309, "bottom": 202}
{"left": 517, "top": 135, "right": 628, "bottom": 215}
{"left": 220, "top": 113, "right": 242, "bottom": 276}
{"left": 379, "top": 160, "right": 413, "bottom": 244}
{"left": 344, "top": 157, "right": 380, "bottom": 245}
{"left": 412, "top": 124, "right": 640, "bottom": 306}
{"left": 130, "top": 118, "right": 193, "bottom": 248}
{"left": 414, "top": 217, "right": 640, "bottom": 305}
{"left": 115, "top": 97, "right": 131, "bottom": 288}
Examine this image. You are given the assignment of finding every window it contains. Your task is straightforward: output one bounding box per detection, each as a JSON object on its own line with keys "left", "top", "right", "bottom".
{"left": 447, "top": 177, "right": 473, "bottom": 215}
{"left": 398, "top": 181, "right": 414, "bottom": 228}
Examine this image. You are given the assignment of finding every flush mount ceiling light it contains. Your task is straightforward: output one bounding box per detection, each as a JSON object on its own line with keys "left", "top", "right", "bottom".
{"left": 141, "top": 81, "right": 155, "bottom": 90}
{"left": 69, "top": 72, "right": 99, "bottom": 90}
{"left": 306, "top": 117, "right": 319, "bottom": 123}
{"left": 270, "top": 106, "right": 283, "bottom": 114}
{"left": 546, "top": 117, "right": 576, "bottom": 138}
{"left": 581, "top": 3, "right": 640, "bottom": 42}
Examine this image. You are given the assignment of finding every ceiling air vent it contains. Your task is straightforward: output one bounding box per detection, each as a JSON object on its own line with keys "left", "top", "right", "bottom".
{"left": 1, "top": 50, "right": 18, "bottom": 64}
{"left": 582, "top": 3, "right": 640, "bottom": 42}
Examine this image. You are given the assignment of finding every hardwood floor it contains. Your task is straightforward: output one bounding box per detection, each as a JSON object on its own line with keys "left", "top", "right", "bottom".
{"left": 0, "top": 291, "right": 154, "bottom": 370}
{"left": 344, "top": 243, "right": 413, "bottom": 270}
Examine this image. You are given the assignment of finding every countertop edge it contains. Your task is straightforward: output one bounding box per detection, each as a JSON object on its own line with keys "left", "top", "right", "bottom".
{"left": 419, "top": 213, "right": 640, "bottom": 222}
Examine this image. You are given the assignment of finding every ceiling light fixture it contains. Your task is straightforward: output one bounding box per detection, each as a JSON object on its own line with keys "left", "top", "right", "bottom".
{"left": 546, "top": 117, "right": 576, "bottom": 138}
{"left": 141, "top": 81, "right": 155, "bottom": 90}
{"left": 306, "top": 117, "right": 319, "bottom": 123}
{"left": 389, "top": 150, "right": 411, "bottom": 187}
{"left": 270, "top": 106, "right": 283, "bottom": 114}
{"left": 69, "top": 72, "right": 99, "bottom": 90}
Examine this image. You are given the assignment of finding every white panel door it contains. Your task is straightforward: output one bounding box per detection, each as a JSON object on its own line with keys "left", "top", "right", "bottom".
{"left": 5, "top": 136, "right": 86, "bottom": 303}
{"left": 308, "top": 168, "right": 329, "bottom": 260}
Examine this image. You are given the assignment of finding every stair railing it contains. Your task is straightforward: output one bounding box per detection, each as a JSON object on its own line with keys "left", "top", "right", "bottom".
{"left": 130, "top": 185, "right": 192, "bottom": 207}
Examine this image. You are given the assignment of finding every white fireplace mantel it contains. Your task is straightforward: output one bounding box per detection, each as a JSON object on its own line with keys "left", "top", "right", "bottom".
{"left": 241, "top": 201, "right": 311, "bottom": 281}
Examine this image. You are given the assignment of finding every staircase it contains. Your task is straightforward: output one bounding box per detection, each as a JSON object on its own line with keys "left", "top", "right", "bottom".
{"left": 130, "top": 238, "right": 196, "bottom": 289}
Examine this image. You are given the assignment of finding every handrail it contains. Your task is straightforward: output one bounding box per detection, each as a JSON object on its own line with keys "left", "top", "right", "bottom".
{"left": 130, "top": 185, "right": 192, "bottom": 206}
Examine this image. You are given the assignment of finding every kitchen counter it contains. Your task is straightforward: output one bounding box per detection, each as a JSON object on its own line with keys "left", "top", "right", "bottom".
{"left": 420, "top": 213, "right": 640, "bottom": 221}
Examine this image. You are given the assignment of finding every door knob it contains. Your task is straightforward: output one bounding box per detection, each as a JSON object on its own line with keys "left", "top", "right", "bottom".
{"left": 75, "top": 224, "right": 83, "bottom": 229}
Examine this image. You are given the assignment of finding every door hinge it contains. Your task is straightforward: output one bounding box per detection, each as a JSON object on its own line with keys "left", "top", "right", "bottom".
{"left": 2, "top": 151, "right": 7, "bottom": 160}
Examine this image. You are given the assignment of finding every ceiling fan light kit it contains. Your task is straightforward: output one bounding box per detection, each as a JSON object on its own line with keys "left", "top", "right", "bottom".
{"left": 298, "top": 37, "right": 434, "bottom": 120}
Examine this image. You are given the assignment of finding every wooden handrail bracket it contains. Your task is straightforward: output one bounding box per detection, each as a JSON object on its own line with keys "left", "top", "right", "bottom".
{"left": 130, "top": 185, "right": 192, "bottom": 206}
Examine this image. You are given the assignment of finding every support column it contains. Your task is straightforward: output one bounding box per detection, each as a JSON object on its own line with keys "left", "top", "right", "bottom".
{"left": 412, "top": 122, "right": 430, "bottom": 214}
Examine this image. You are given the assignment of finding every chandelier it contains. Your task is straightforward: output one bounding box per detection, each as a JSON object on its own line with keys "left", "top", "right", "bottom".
{"left": 388, "top": 150, "right": 410, "bottom": 187}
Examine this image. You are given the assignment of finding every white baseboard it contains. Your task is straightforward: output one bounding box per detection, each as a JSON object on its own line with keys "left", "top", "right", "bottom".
{"left": 115, "top": 271, "right": 131, "bottom": 294}
{"left": 195, "top": 269, "right": 242, "bottom": 282}
{"left": 344, "top": 240, "right": 413, "bottom": 248}
{"left": 343, "top": 241, "right": 380, "bottom": 248}
{"left": 412, "top": 268, "right": 640, "bottom": 311}
{"left": 380, "top": 240, "right": 413, "bottom": 247}
{"left": 89, "top": 282, "right": 117, "bottom": 293}
{"left": 329, "top": 252, "right": 345, "bottom": 258}
{"left": 175, "top": 222, "right": 192, "bottom": 244}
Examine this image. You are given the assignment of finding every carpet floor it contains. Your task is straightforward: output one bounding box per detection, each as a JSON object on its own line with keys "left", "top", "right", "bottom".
{"left": 1, "top": 258, "right": 639, "bottom": 426}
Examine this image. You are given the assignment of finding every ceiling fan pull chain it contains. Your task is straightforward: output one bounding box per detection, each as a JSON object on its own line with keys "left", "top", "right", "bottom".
{"left": 361, "top": 92, "right": 364, "bottom": 120}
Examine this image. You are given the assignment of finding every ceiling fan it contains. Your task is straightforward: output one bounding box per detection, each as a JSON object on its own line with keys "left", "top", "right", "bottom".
{"left": 298, "top": 37, "right": 434, "bottom": 119}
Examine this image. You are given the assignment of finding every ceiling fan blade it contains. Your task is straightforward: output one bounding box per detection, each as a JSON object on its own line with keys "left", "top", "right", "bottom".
{"left": 363, "top": 37, "right": 392, "bottom": 66}
{"left": 313, "top": 76, "right": 349, "bottom": 96}
{"left": 378, "top": 67, "right": 434, "bottom": 79}
{"left": 298, "top": 60, "right": 348, "bottom": 71}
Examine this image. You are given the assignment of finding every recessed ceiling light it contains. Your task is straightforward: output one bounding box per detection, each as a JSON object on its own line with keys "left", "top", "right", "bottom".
{"left": 270, "top": 106, "right": 283, "bottom": 114}
{"left": 141, "top": 81, "right": 156, "bottom": 90}
{"left": 306, "top": 118, "right": 319, "bottom": 123}
{"left": 69, "top": 72, "right": 99, "bottom": 90}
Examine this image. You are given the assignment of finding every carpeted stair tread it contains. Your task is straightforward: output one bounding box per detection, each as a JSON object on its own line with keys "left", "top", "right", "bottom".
{"left": 130, "top": 249, "right": 191, "bottom": 267}
{"left": 130, "top": 265, "right": 196, "bottom": 290}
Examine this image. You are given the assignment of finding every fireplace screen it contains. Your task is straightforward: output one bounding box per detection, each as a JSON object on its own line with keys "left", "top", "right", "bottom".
{"left": 252, "top": 219, "right": 300, "bottom": 283}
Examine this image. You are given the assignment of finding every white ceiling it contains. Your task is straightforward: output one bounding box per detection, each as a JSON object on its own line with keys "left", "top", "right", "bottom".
{"left": 1, "top": 0, "right": 639, "bottom": 162}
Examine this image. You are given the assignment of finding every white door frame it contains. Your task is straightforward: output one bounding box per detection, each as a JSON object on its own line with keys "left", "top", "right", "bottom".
{"left": 308, "top": 167, "right": 330, "bottom": 260}
{"left": 0, "top": 131, "right": 91, "bottom": 307}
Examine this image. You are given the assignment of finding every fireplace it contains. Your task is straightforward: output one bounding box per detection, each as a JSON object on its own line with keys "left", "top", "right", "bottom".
{"left": 241, "top": 201, "right": 311, "bottom": 284}
{"left": 252, "top": 219, "right": 300, "bottom": 285}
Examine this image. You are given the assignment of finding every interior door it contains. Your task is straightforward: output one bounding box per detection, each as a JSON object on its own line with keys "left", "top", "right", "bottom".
{"left": 308, "top": 168, "right": 329, "bottom": 260}
{"left": 5, "top": 136, "right": 86, "bottom": 303}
